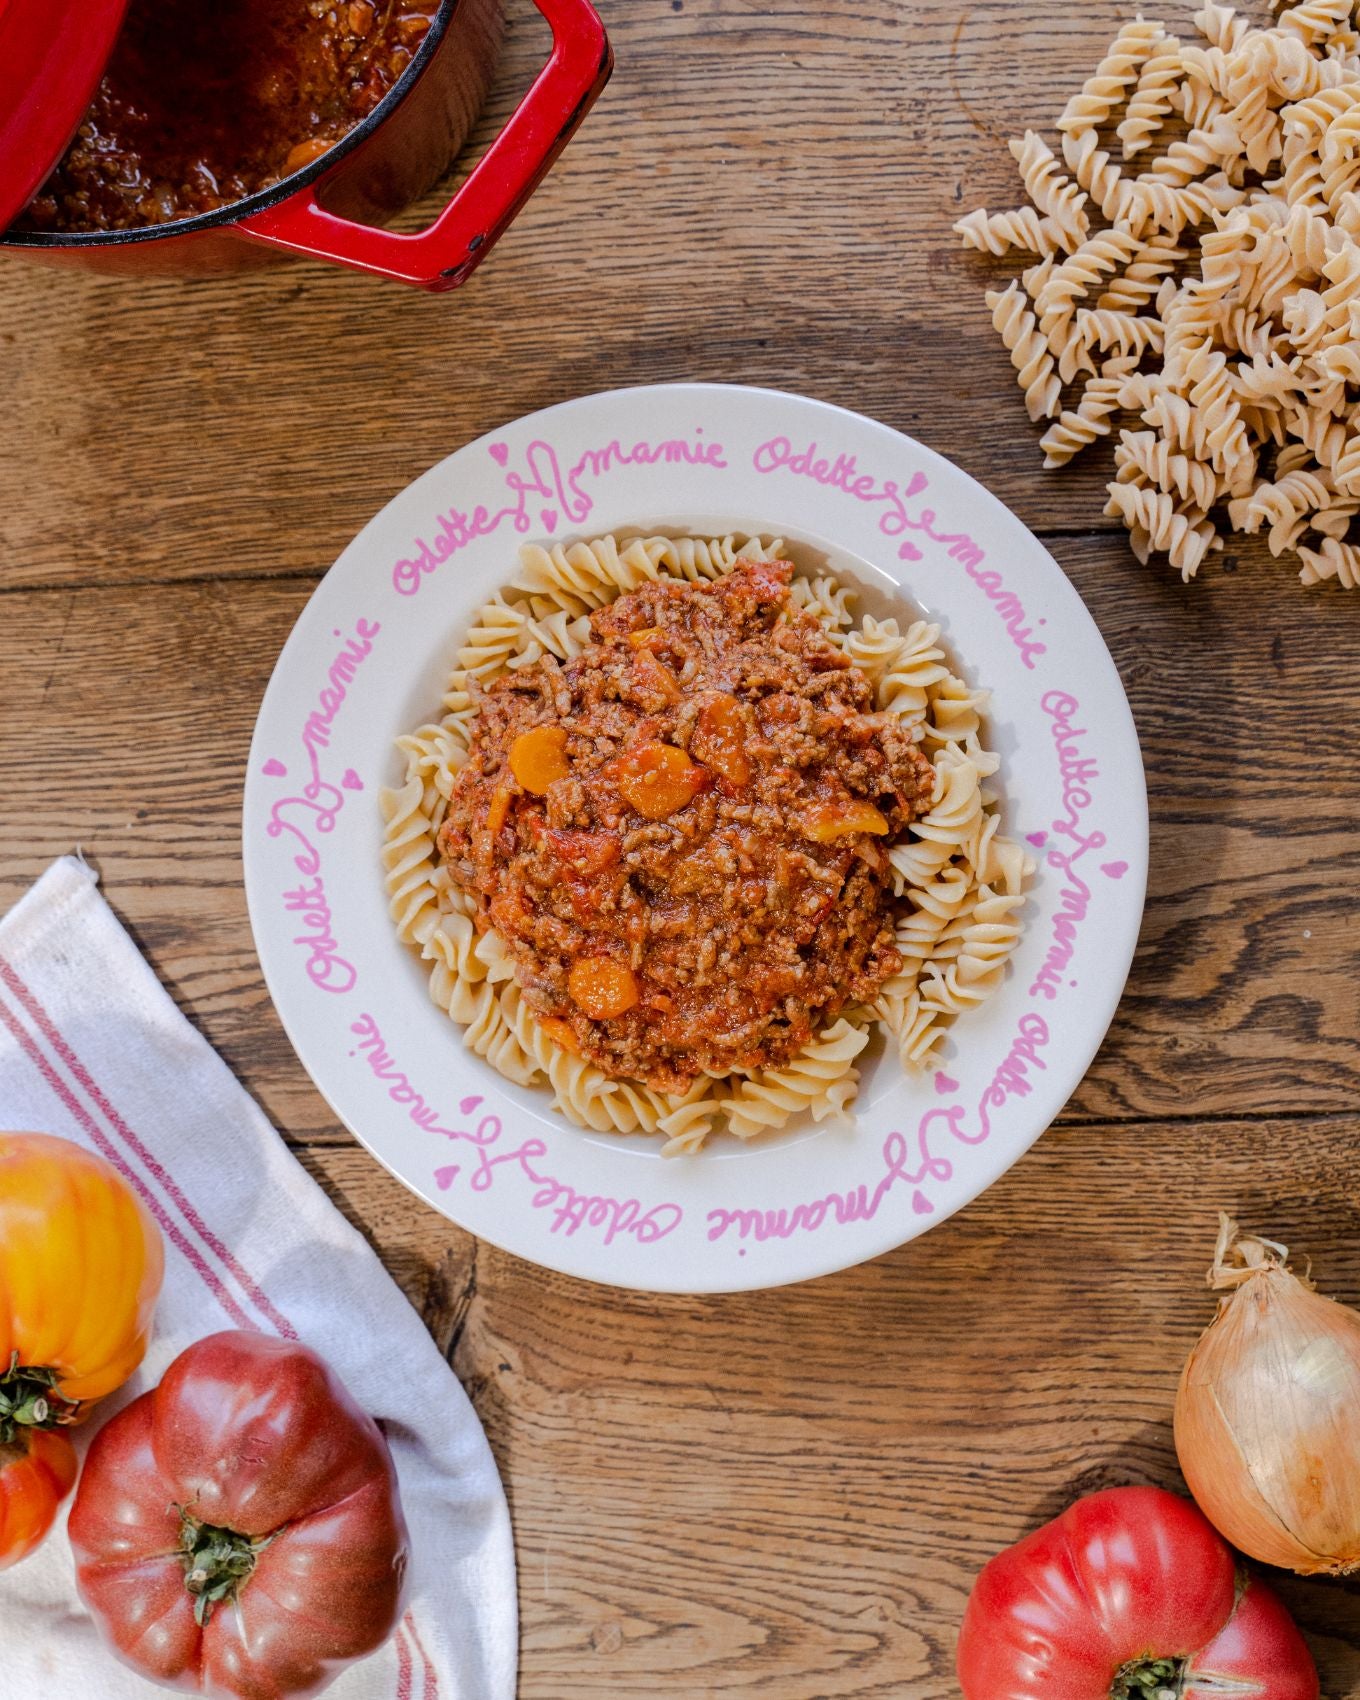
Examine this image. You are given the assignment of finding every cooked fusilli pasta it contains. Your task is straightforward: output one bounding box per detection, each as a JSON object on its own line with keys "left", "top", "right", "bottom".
{"left": 383, "top": 539, "right": 1032, "bottom": 1153}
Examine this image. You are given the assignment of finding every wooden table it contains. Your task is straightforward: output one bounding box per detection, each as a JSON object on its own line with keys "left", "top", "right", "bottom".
{"left": 4, "top": 1, "right": 1360, "bottom": 1692}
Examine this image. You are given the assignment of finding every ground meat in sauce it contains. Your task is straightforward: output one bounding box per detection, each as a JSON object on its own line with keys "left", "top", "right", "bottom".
{"left": 439, "top": 560, "right": 937, "bottom": 1095}
{"left": 17, "top": 0, "right": 437, "bottom": 233}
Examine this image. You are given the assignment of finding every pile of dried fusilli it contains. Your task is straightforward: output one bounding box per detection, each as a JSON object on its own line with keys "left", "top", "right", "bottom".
{"left": 958, "top": 1, "right": 1360, "bottom": 587}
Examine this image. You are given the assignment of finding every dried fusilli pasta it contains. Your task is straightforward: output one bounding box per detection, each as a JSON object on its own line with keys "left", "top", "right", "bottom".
{"left": 1039, "top": 358, "right": 1140, "bottom": 466}
{"left": 954, "top": 205, "right": 1067, "bottom": 257}
{"left": 986, "top": 283, "right": 1062, "bottom": 420}
{"left": 1120, "top": 34, "right": 1187, "bottom": 155}
{"left": 1008, "top": 131, "right": 1092, "bottom": 248}
{"left": 961, "top": 1, "right": 1360, "bottom": 586}
{"left": 1058, "top": 15, "right": 1167, "bottom": 136}
{"left": 1105, "top": 481, "right": 1223, "bottom": 577}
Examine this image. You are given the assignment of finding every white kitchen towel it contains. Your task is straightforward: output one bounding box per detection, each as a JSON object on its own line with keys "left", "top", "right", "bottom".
{"left": 0, "top": 857, "right": 517, "bottom": 1700}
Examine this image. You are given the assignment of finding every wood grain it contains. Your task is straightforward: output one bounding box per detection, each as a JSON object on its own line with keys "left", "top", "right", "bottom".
{"left": 2, "top": 0, "right": 1360, "bottom": 1694}
{"left": 0, "top": 0, "right": 1330, "bottom": 586}
{"left": 1, "top": 543, "right": 1355, "bottom": 1134}
{"left": 302, "top": 1124, "right": 1360, "bottom": 1698}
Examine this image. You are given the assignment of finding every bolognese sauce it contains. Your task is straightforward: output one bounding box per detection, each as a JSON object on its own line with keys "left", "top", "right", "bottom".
{"left": 438, "top": 560, "right": 937, "bottom": 1095}
{"left": 17, "top": 0, "right": 439, "bottom": 233}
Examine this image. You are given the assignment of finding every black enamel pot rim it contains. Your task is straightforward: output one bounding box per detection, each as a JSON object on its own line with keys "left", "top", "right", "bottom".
{"left": 1, "top": 0, "right": 462, "bottom": 249}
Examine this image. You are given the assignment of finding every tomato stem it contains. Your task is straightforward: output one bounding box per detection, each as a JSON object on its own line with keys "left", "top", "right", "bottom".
{"left": 0, "top": 1352, "right": 79, "bottom": 1443}
{"left": 1111, "top": 1656, "right": 1186, "bottom": 1700}
{"left": 174, "top": 1505, "right": 272, "bottom": 1626}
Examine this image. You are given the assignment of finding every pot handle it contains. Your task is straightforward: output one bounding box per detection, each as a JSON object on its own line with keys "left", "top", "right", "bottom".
{"left": 236, "top": 0, "right": 611, "bottom": 291}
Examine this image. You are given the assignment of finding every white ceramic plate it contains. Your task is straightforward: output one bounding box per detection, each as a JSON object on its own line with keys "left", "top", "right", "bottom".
{"left": 243, "top": 383, "right": 1147, "bottom": 1293}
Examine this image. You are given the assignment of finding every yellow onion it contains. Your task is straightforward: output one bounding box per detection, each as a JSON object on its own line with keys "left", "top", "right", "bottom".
{"left": 1175, "top": 1212, "right": 1360, "bottom": 1574}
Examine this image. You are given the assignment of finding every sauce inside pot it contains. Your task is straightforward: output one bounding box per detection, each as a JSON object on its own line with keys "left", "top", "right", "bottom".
{"left": 17, "top": 0, "right": 440, "bottom": 233}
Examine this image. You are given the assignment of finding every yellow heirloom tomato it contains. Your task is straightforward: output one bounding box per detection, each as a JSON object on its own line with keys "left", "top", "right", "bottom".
{"left": 0, "top": 1131, "right": 163, "bottom": 1568}
{"left": 0, "top": 1131, "right": 164, "bottom": 1413}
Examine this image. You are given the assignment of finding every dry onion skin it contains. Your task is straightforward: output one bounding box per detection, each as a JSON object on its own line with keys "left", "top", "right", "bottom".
{"left": 1175, "top": 1212, "right": 1360, "bottom": 1576}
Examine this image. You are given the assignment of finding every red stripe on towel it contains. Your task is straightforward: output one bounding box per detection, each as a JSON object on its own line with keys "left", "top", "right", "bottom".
{"left": 0, "top": 988, "right": 255, "bottom": 1330}
{"left": 404, "top": 1611, "right": 442, "bottom": 1698}
{"left": 396, "top": 1623, "right": 415, "bottom": 1700}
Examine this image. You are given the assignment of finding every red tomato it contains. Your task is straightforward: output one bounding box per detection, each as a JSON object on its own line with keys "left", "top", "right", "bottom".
{"left": 957, "top": 1487, "right": 1318, "bottom": 1700}
{"left": 0, "top": 1427, "right": 78, "bottom": 1569}
{"left": 69, "top": 1331, "right": 408, "bottom": 1700}
{"left": 1184, "top": 1579, "right": 1320, "bottom": 1699}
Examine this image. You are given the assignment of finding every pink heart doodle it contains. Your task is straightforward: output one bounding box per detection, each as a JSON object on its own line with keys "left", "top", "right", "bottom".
{"left": 341, "top": 769, "right": 364, "bottom": 791}
{"left": 435, "top": 1166, "right": 459, "bottom": 1191}
{"left": 1026, "top": 830, "right": 1047, "bottom": 847}
{"left": 933, "top": 1071, "right": 959, "bottom": 1095}
{"left": 489, "top": 442, "right": 509, "bottom": 466}
{"left": 912, "top": 1191, "right": 934, "bottom": 1215}
{"left": 459, "top": 1095, "right": 483, "bottom": 1115}
{"left": 1101, "top": 861, "right": 1129, "bottom": 880}
{"left": 262, "top": 758, "right": 287, "bottom": 778}
{"left": 898, "top": 541, "right": 923, "bottom": 562}
{"left": 540, "top": 508, "right": 558, "bottom": 533}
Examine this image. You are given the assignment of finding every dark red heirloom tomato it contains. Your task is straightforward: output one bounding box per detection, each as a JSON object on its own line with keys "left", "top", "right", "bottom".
{"left": 69, "top": 1331, "right": 409, "bottom": 1700}
{"left": 957, "top": 1486, "right": 1318, "bottom": 1700}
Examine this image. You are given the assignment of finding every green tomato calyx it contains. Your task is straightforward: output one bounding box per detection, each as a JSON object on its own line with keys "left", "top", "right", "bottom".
{"left": 0, "top": 1352, "right": 79, "bottom": 1443}
{"left": 1111, "top": 1655, "right": 1186, "bottom": 1700}
{"left": 175, "top": 1506, "right": 276, "bottom": 1626}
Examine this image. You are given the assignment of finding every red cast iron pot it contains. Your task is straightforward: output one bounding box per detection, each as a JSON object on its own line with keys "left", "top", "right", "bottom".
{"left": 0, "top": 0, "right": 611, "bottom": 291}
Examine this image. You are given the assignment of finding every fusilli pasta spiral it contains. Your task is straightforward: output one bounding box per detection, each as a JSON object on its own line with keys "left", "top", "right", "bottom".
{"left": 954, "top": 205, "right": 1066, "bottom": 257}
{"left": 1058, "top": 16, "right": 1166, "bottom": 137}
{"left": 1104, "top": 482, "right": 1223, "bottom": 578}
{"left": 985, "top": 284, "right": 1062, "bottom": 422}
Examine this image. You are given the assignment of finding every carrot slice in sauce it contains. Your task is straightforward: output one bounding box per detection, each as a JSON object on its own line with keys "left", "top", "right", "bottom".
{"left": 801, "top": 799, "right": 890, "bottom": 841}
{"left": 538, "top": 1015, "right": 582, "bottom": 1055}
{"left": 615, "top": 742, "right": 705, "bottom": 820}
{"left": 509, "top": 725, "right": 569, "bottom": 794}
{"left": 567, "top": 958, "right": 640, "bottom": 1019}
{"left": 691, "top": 693, "right": 751, "bottom": 787}
{"left": 485, "top": 786, "right": 512, "bottom": 835}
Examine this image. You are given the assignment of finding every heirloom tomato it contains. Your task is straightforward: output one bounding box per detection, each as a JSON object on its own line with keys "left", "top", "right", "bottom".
{"left": 0, "top": 1426, "right": 78, "bottom": 1568}
{"left": 0, "top": 1130, "right": 163, "bottom": 1563}
{"left": 70, "top": 1331, "right": 409, "bottom": 1700}
{"left": 0, "top": 1130, "right": 164, "bottom": 1403}
{"left": 957, "top": 1486, "right": 1318, "bottom": 1700}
